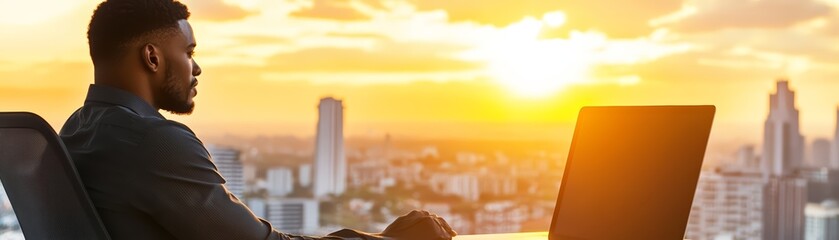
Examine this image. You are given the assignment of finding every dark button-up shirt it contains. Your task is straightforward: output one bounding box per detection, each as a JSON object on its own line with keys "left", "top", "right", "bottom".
{"left": 59, "top": 84, "right": 350, "bottom": 240}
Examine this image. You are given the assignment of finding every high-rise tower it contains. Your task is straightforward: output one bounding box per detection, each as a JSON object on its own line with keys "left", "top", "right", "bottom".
{"left": 763, "top": 80, "right": 805, "bottom": 177}
{"left": 762, "top": 80, "right": 807, "bottom": 240}
{"left": 313, "top": 97, "right": 346, "bottom": 198}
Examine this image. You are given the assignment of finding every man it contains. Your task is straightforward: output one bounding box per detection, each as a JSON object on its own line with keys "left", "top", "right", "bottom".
{"left": 59, "top": 0, "right": 456, "bottom": 239}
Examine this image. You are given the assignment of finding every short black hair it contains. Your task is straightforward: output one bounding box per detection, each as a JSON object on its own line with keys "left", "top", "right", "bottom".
{"left": 87, "top": 0, "right": 191, "bottom": 64}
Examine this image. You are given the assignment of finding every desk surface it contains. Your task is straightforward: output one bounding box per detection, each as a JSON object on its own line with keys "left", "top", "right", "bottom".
{"left": 453, "top": 232, "right": 548, "bottom": 240}
{"left": 452, "top": 232, "right": 691, "bottom": 240}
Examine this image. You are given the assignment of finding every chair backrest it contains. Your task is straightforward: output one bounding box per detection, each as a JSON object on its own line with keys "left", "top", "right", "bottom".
{"left": 0, "top": 112, "right": 110, "bottom": 240}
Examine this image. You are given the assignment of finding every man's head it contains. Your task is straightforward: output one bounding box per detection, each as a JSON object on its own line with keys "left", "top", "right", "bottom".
{"left": 88, "top": 0, "right": 201, "bottom": 114}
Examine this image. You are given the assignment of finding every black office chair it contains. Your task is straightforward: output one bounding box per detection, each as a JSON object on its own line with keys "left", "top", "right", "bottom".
{"left": 0, "top": 112, "right": 110, "bottom": 239}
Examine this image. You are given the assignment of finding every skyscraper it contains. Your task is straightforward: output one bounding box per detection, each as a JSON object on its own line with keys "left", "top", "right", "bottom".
{"left": 763, "top": 80, "right": 805, "bottom": 177}
{"left": 762, "top": 80, "right": 808, "bottom": 240}
{"left": 208, "top": 145, "right": 245, "bottom": 199}
{"left": 313, "top": 97, "right": 346, "bottom": 198}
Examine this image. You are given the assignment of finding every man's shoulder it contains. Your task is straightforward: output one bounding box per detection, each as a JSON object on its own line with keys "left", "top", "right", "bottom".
{"left": 62, "top": 105, "right": 196, "bottom": 145}
{"left": 62, "top": 105, "right": 208, "bottom": 168}
{"left": 143, "top": 120, "right": 199, "bottom": 144}
{"left": 98, "top": 106, "right": 171, "bottom": 131}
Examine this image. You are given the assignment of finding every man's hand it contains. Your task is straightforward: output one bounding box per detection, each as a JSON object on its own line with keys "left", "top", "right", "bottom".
{"left": 326, "top": 210, "right": 456, "bottom": 240}
{"left": 380, "top": 210, "right": 457, "bottom": 240}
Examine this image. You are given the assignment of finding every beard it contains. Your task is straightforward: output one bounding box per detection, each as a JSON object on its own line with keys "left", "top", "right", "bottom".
{"left": 158, "top": 68, "right": 196, "bottom": 115}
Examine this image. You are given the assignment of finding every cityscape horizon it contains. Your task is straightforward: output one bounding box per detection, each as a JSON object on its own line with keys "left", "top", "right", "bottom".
{"left": 4, "top": 78, "right": 839, "bottom": 240}
{"left": 5, "top": 0, "right": 839, "bottom": 239}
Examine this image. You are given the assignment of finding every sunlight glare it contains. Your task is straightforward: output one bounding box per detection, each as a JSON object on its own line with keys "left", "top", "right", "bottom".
{"left": 543, "top": 11, "right": 567, "bottom": 28}
{"left": 477, "top": 17, "right": 590, "bottom": 98}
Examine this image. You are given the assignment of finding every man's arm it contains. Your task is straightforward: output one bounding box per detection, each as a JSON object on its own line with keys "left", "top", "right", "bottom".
{"left": 130, "top": 122, "right": 348, "bottom": 240}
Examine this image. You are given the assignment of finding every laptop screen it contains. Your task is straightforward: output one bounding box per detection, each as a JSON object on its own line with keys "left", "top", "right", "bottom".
{"left": 550, "top": 106, "right": 714, "bottom": 240}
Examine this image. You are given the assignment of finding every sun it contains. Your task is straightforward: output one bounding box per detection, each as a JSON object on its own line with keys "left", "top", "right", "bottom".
{"left": 487, "top": 40, "right": 589, "bottom": 97}
{"left": 472, "top": 12, "right": 591, "bottom": 98}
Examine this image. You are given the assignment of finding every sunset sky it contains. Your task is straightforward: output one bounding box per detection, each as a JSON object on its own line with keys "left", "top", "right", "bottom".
{"left": 2, "top": 0, "right": 839, "bottom": 144}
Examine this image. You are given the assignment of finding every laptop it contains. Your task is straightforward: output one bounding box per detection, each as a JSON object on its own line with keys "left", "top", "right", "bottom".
{"left": 454, "top": 106, "right": 715, "bottom": 240}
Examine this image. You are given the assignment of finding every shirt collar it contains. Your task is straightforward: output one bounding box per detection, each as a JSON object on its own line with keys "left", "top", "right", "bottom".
{"left": 84, "top": 84, "right": 164, "bottom": 119}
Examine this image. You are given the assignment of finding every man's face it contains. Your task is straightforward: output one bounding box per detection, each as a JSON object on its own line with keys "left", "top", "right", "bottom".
{"left": 156, "top": 19, "right": 201, "bottom": 115}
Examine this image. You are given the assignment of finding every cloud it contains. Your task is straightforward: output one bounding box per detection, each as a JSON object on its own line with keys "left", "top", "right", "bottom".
{"left": 720, "top": 30, "right": 839, "bottom": 63}
{"left": 290, "top": 0, "right": 370, "bottom": 21}
{"left": 324, "top": 32, "right": 389, "bottom": 40}
{"left": 405, "top": 0, "right": 682, "bottom": 38}
{"left": 814, "top": 14, "right": 839, "bottom": 37}
{"left": 184, "top": 0, "right": 255, "bottom": 22}
{"left": 264, "top": 40, "right": 479, "bottom": 72}
{"left": 660, "top": 0, "right": 832, "bottom": 32}
{"left": 633, "top": 51, "right": 783, "bottom": 81}
{"left": 232, "top": 35, "right": 292, "bottom": 45}
{"left": 652, "top": 27, "right": 839, "bottom": 65}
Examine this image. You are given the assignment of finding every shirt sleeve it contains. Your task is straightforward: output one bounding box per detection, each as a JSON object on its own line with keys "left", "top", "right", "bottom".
{"left": 129, "top": 122, "right": 345, "bottom": 240}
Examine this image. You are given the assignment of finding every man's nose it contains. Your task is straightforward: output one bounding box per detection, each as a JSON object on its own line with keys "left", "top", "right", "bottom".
{"left": 192, "top": 59, "right": 202, "bottom": 76}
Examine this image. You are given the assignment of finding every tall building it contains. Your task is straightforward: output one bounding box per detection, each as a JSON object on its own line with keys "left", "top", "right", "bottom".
{"left": 208, "top": 145, "right": 245, "bottom": 199}
{"left": 764, "top": 177, "right": 808, "bottom": 240}
{"left": 762, "top": 80, "right": 808, "bottom": 240}
{"left": 267, "top": 167, "right": 294, "bottom": 197}
{"left": 313, "top": 97, "right": 346, "bottom": 198}
{"left": 266, "top": 198, "right": 320, "bottom": 235}
{"left": 763, "top": 80, "right": 805, "bottom": 177}
{"left": 686, "top": 168, "right": 764, "bottom": 240}
{"left": 805, "top": 200, "right": 839, "bottom": 240}
{"left": 813, "top": 139, "right": 832, "bottom": 168}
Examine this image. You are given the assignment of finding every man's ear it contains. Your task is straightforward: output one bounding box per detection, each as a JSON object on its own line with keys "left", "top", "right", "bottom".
{"left": 142, "top": 44, "right": 162, "bottom": 73}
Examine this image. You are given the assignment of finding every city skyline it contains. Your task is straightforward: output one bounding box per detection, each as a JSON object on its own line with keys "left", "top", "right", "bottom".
{"left": 684, "top": 79, "right": 839, "bottom": 240}
{"left": 215, "top": 79, "right": 839, "bottom": 238}
{"left": 5, "top": 78, "right": 839, "bottom": 238}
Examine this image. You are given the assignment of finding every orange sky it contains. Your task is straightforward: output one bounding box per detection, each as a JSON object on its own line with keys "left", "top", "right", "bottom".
{"left": 2, "top": 0, "right": 839, "bottom": 143}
